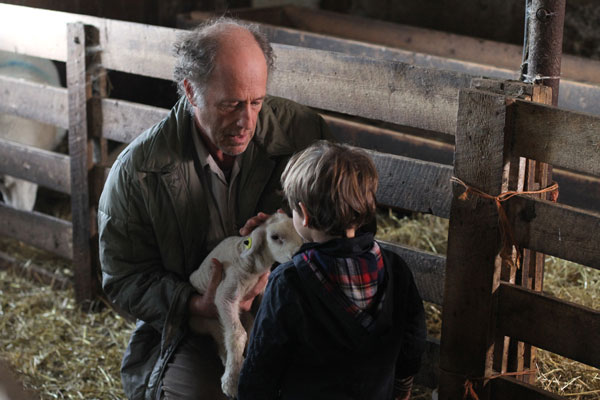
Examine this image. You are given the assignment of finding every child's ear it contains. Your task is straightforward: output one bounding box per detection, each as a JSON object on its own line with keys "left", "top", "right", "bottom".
{"left": 298, "top": 202, "right": 310, "bottom": 228}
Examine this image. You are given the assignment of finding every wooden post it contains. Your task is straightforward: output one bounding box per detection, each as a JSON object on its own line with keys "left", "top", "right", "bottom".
{"left": 470, "top": 79, "right": 553, "bottom": 381}
{"left": 516, "top": 0, "right": 564, "bottom": 381}
{"left": 438, "top": 89, "right": 510, "bottom": 400}
{"left": 67, "top": 22, "right": 102, "bottom": 305}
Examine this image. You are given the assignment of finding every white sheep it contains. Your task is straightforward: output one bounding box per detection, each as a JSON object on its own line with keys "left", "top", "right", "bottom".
{"left": 189, "top": 212, "right": 303, "bottom": 399}
{"left": 0, "top": 50, "right": 66, "bottom": 211}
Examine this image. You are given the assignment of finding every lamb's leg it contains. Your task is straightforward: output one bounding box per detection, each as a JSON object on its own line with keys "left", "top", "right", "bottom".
{"left": 215, "top": 280, "right": 247, "bottom": 399}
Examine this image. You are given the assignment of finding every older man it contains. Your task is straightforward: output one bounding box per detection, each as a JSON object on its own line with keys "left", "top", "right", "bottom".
{"left": 98, "top": 18, "right": 331, "bottom": 400}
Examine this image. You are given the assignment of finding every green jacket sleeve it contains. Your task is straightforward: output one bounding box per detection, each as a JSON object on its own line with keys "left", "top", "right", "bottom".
{"left": 98, "top": 156, "right": 191, "bottom": 333}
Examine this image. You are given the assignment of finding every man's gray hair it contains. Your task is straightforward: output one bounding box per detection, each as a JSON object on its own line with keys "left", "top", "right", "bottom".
{"left": 173, "top": 17, "right": 274, "bottom": 111}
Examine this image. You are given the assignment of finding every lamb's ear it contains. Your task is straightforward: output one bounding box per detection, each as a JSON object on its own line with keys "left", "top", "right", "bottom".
{"left": 240, "top": 228, "right": 264, "bottom": 258}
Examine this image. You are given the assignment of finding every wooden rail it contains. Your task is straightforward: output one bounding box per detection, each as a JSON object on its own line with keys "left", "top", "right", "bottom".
{"left": 496, "top": 283, "right": 600, "bottom": 368}
{"left": 0, "top": 203, "right": 72, "bottom": 259}
{"left": 0, "top": 138, "right": 71, "bottom": 194}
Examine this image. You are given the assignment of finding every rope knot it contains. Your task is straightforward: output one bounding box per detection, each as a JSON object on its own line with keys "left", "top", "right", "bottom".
{"left": 450, "top": 176, "right": 559, "bottom": 269}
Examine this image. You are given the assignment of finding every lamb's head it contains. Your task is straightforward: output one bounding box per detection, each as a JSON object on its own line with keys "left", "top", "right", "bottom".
{"left": 240, "top": 213, "right": 303, "bottom": 271}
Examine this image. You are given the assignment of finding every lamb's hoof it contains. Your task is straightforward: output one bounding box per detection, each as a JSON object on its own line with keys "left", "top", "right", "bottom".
{"left": 221, "top": 373, "right": 238, "bottom": 399}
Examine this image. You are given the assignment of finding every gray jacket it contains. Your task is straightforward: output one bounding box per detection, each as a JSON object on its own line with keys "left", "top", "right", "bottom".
{"left": 98, "top": 96, "right": 331, "bottom": 399}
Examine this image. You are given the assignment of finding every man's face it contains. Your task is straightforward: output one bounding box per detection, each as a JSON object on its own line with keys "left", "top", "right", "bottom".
{"left": 193, "top": 46, "right": 268, "bottom": 157}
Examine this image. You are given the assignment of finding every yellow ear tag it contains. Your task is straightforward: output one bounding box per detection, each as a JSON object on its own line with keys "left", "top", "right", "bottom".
{"left": 243, "top": 237, "right": 252, "bottom": 250}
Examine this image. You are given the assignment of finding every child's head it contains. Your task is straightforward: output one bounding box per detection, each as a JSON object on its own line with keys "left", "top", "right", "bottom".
{"left": 281, "top": 140, "right": 378, "bottom": 237}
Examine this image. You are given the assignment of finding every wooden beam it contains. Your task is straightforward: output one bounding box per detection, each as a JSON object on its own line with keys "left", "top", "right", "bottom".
{"left": 0, "top": 204, "right": 72, "bottom": 259}
{"left": 491, "top": 376, "right": 565, "bottom": 400}
{"left": 323, "top": 114, "right": 454, "bottom": 165}
{"left": 512, "top": 100, "right": 600, "bottom": 177}
{"left": 370, "top": 150, "right": 453, "bottom": 218}
{"left": 439, "top": 89, "right": 509, "bottom": 400}
{"left": 67, "top": 23, "right": 94, "bottom": 304}
{"left": 0, "top": 138, "right": 71, "bottom": 194}
{"left": 496, "top": 282, "right": 600, "bottom": 368}
{"left": 0, "top": 75, "right": 68, "bottom": 129}
{"left": 508, "top": 196, "right": 600, "bottom": 270}
{"left": 379, "top": 241, "right": 445, "bottom": 306}
{"left": 0, "top": 3, "right": 177, "bottom": 80}
{"left": 100, "top": 98, "right": 169, "bottom": 143}
{"left": 269, "top": 45, "right": 470, "bottom": 135}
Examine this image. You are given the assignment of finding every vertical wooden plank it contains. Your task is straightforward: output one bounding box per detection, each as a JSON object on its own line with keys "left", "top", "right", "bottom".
{"left": 439, "top": 89, "right": 509, "bottom": 400}
{"left": 509, "top": 84, "right": 553, "bottom": 383}
{"left": 67, "top": 22, "right": 94, "bottom": 305}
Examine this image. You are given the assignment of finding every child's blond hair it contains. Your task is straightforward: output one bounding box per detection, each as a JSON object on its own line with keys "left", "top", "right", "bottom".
{"left": 281, "top": 140, "right": 378, "bottom": 236}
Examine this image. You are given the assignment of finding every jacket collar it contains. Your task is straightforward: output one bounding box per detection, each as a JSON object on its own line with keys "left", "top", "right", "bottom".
{"left": 155, "top": 97, "right": 279, "bottom": 268}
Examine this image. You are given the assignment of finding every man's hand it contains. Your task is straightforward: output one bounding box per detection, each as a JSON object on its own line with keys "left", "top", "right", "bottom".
{"left": 188, "top": 258, "right": 223, "bottom": 319}
{"left": 239, "top": 212, "right": 270, "bottom": 236}
{"left": 188, "top": 258, "right": 270, "bottom": 320}
{"left": 239, "top": 209, "right": 286, "bottom": 236}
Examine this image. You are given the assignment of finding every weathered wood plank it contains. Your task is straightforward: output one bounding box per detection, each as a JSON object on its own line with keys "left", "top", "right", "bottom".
{"left": 0, "top": 203, "right": 72, "bottom": 259}
{"left": 0, "top": 75, "right": 68, "bottom": 129}
{"left": 100, "top": 98, "right": 169, "bottom": 143}
{"left": 439, "top": 89, "right": 508, "bottom": 400}
{"left": 512, "top": 100, "right": 600, "bottom": 178}
{"left": 269, "top": 45, "right": 471, "bottom": 135}
{"left": 324, "top": 114, "right": 455, "bottom": 165}
{"left": 0, "top": 137, "right": 71, "bottom": 194}
{"left": 67, "top": 23, "right": 93, "bottom": 303}
{"left": 378, "top": 241, "right": 446, "bottom": 305}
{"left": 491, "top": 376, "right": 565, "bottom": 400}
{"left": 507, "top": 196, "right": 600, "bottom": 270}
{"left": 0, "top": 3, "right": 177, "bottom": 80}
{"left": 496, "top": 283, "right": 600, "bottom": 368}
{"left": 369, "top": 150, "right": 453, "bottom": 218}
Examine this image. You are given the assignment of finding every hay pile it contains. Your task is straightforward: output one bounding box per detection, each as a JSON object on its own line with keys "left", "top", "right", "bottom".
{"left": 0, "top": 209, "right": 598, "bottom": 399}
{"left": 0, "top": 268, "right": 134, "bottom": 399}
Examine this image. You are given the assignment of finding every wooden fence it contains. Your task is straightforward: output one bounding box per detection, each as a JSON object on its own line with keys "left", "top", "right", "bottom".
{"left": 439, "top": 85, "right": 600, "bottom": 399}
{"left": 179, "top": 6, "right": 600, "bottom": 215}
{"left": 0, "top": 4, "right": 598, "bottom": 397}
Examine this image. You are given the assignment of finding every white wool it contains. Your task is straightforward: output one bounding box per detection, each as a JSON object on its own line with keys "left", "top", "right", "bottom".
{"left": 189, "top": 212, "right": 302, "bottom": 399}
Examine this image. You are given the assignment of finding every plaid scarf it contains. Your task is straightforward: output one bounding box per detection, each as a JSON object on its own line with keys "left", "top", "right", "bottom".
{"left": 302, "top": 239, "right": 385, "bottom": 330}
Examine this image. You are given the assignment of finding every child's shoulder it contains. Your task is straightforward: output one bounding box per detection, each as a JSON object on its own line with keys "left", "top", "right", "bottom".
{"left": 378, "top": 244, "right": 414, "bottom": 280}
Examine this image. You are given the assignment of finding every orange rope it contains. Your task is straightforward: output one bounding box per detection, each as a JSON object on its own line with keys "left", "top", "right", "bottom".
{"left": 450, "top": 176, "right": 559, "bottom": 269}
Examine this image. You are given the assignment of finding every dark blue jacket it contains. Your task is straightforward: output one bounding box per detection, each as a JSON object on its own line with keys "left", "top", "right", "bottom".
{"left": 238, "top": 237, "right": 427, "bottom": 400}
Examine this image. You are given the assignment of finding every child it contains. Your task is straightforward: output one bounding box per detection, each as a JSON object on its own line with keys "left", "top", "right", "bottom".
{"left": 238, "top": 140, "right": 426, "bottom": 400}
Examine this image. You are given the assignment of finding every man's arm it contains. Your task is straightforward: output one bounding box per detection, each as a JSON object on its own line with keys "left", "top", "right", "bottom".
{"left": 98, "top": 159, "right": 194, "bottom": 331}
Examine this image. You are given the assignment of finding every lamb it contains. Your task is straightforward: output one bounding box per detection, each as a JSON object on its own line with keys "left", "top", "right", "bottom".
{"left": 0, "top": 50, "right": 66, "bottom": 211}
{"left": 189, "top": 212, "right": 303, "bottom": 399}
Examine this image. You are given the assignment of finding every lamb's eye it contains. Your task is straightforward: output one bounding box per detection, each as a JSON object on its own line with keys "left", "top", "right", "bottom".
{"left": 271, "top": 234, "right": 280, "bottom": 241}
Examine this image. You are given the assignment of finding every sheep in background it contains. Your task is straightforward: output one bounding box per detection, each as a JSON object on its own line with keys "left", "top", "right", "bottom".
{"left": 0, "top": 50, "right": 66, "bottom": 211}
{"left": 189, "top": 212, "right": 303, "bottom": 399}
